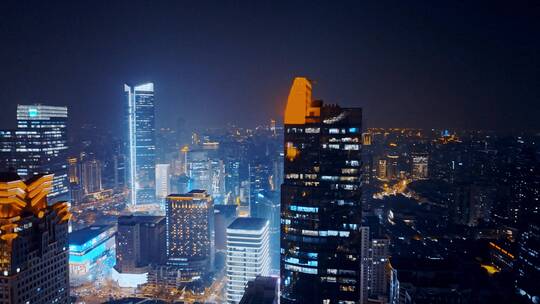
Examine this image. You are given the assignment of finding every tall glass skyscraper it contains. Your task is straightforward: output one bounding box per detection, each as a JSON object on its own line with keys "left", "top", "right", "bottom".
{"left": 125, "top": 83, "right": 156, "bottom": 205}
{"left": 15, "top": 105, "right": 69, "bottom": 202}
{"left": 280, "top": 77, "right": 363, "bottom": 303}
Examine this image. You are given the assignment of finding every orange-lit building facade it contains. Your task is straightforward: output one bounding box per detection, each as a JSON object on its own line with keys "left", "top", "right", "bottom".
{"left": 0, "top": 173, "right": 71, "bottom": 304}
{"left": 281, "top": 77, "right": 363, "bottom": 303}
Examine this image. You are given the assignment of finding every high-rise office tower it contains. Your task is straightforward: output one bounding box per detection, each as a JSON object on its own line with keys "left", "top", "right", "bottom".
{"left": 369, "top": 238, "right": 390, "bottom": 299}
{"left": 226, "top": 218, "right": 271, "bottom": 304}
{"left": 0, "top": 130, "right": 15, "bottom": 172}
{"left": 386, "top": 154, "right": 399, "bottom": 181}
{"left": 14, "top": 105, "right": 69, "bottom": 201}
{"left": 155, "top": 163, "right": 170, "bottom": 199}
{"left": 187, "top": 149, "right": 212, "bottom": 193}
{"left": 178, "top": 145, "right": 189, "bottom": 175}
{"left": 361, "top": 217, "right": 391, "bottom": 301}
{"left": 280, "top": 77, "right": 363, "bottom": 303}
{"left": 249, "top": 160, "right": 273, "bottom": 217}
{"left": 253, "top": 191, "right": 280, "bottom": 271}
{"left": 113, "top": 154, "right": 126, "bottom": 190}
{"left": 166, "top": 190, "right": 214, "bottom": 280}
{"left": 450, "top": 182, "right": 487, "bottom": 227}
{"left": 515, "top": 216, "right": 540, "bottom": 303}
{"left": 68, "top": 157, "right": 79, "bottom": 184}
{"left": 81, "top": 159, "right": 102, "bottom": 194}
{"left": 359, "top": 227, "right": 370, "bottom": 304}
{"left": 125, "top": 83, "right": 156, "bottom": 205}
{"left": 225, "top": 157, "right": 241, "bottom": 203}
{"left": 115, "top": 215, "right": 166, "bottom": 273}
{"left": 68, "top": 160, "right": 84, "bottom": 204}
{"left": 210, "top": 159, "right": 226, "bottom": 203}
{"left": 0, "top": 173, "right": 71, "bottom": 304}
{"left": 411, "top": 153, "right": 429, "bottom": 180}
{"left": 214, "top": 204, "right": 238, "bottom": 252}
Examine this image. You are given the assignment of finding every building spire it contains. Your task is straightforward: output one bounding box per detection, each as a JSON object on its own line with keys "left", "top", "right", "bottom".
{"left": 284, "top": 77, "right": 312, "bottom": 125}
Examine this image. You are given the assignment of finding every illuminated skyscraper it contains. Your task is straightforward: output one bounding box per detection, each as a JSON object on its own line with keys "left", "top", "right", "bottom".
{"left": 253, "top": 191, "right": 280, "bottom": 271}
{"left": 81, "top": 159, "right": 102, "bottom": 194}
{"left": 249, "top": 160, "right": 273, "bottom": 217}
{"left": 68, "top": 157, "right": 79, "bottom": 184}
{"left": 155, "top": 163, "right": 171, "bottom": 199}
{"left": 386, "top": 154, "right": 399, "bottom": 180}
{"left": 125, "top": 83, "right": 156, "bottom": 205}
{"left": 187, "top": 149, "right": 212, "bottom": 193}
{"left": 0, "top": 173, "right": 71, "bottom": 304}
{"left": 281, "top": 77, "right": 363, "bottom": 303}
{"left": 185, "top": 149, "right": 226, "bottom": 204}
{"left": 14, "top": 105, "right": 69, "bottom": 201}
{"left": 226, "top": 217, "right": 271, "bottom": 304}
{"left": 166, "top": 190, "right": 214, "bottom": 281}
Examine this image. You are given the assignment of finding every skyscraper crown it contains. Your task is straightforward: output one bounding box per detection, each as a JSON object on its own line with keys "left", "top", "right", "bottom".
{"left": 0, "top": 173, "right": 71, "bottom": 243}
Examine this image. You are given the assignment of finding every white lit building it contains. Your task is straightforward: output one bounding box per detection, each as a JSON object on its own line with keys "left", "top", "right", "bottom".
{"left": 155, "top": 163, "right": 170, "bottom": 199}
{"left": 226, "top": 218, "right": 270, "bottom": 304}
{"left": 125, "top": 83, "right": 156, "bottom": 205}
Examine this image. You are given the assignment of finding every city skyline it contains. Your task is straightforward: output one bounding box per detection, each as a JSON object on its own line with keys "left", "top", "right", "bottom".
{"left": 0, "top": 2, "right": 538, "bottom": 304}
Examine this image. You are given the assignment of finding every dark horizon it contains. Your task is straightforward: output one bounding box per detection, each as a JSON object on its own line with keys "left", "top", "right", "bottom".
{"left": 0, "top": 1, "right": 539, "bottom": 133}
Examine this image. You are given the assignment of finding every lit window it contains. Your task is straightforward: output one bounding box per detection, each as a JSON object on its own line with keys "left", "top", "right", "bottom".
{"left": 329, "top": 128, "right": 339, "bottom": 134}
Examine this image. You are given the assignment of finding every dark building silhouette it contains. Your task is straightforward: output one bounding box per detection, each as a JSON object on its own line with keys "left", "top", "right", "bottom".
{"left": 280, "top": 77, "right": 363, "bottom": 303}
{"left": 214, "top": 204, "right": 238, "bottom": 252}
{"left": 239, "top": 276, "right": 279, "bottom": 304}
{"left": 115, "top": 215, "right": 166, "bottom": 273}
{"left": 515, "top": 216, "right": 540, "bottom": 303}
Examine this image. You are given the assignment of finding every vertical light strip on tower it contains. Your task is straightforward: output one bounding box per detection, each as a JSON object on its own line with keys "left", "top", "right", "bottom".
{"left": 125, "top": 84, "right": 137, "bottom": 206}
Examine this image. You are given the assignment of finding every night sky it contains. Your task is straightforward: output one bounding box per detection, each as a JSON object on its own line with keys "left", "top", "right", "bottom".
{"left": 0, "top": 1, "right": 539, "bottom": 133}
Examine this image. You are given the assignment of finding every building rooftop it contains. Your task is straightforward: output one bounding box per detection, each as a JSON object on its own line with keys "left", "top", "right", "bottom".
{"left": 167, "top": 190, "right": 210, "bottom": 200}
{"left": 240, "top": 276, "right": 278, "bottom": 304}
{"left": 215, "top": 204, "right": 237, "bottom": 216}
{"left": 69, "top": 225, "right": 113, "bottom": 246}
{"left": 118, "top": 215, "right": 165, "bottom": 225}
{"left": 228, "top": 217, "right": 268, "bottom": 231}
{"left": 189, "top": 189, "right": 206, "bottom": 194}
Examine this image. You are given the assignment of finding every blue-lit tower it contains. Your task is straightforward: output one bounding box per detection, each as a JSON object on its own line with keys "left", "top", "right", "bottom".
{"left": 15, "top": 105, "right": 69, "bottom": 202}
{"left": 125, "top": 83, "right": 156, "bottom": 205}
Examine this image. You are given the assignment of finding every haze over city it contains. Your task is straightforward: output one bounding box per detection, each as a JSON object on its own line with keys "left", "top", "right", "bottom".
{"left": 0, "top": 2, "right": 539, "bottom": 304}
{"left": 1, "top": 1, "right": 539, "bottom": 132}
